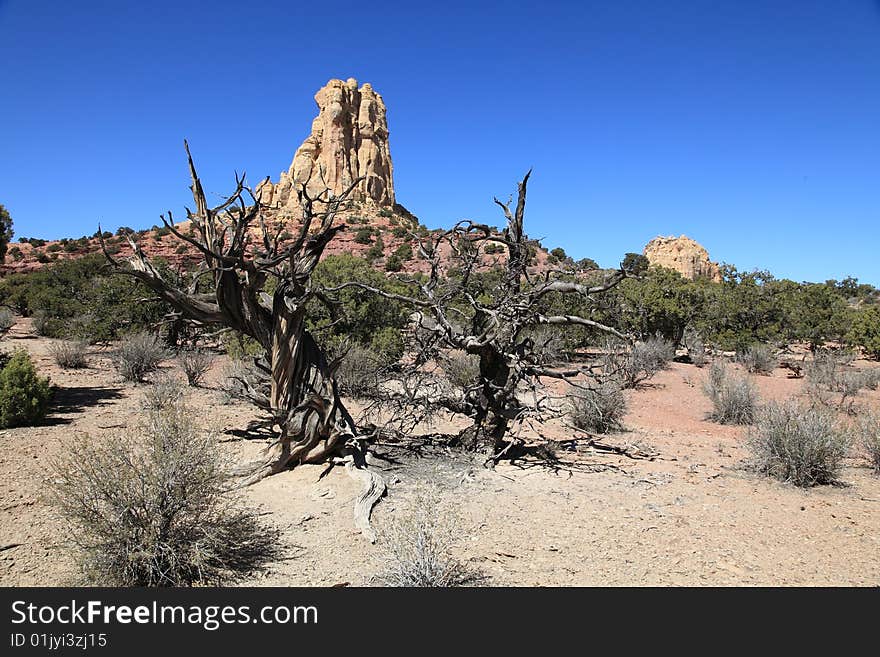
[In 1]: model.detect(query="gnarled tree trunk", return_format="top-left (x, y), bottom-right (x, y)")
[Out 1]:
top-left (102, 142), bottom-right (385, 540)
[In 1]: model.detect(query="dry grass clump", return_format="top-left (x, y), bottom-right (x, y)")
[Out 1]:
top-left (49, 339), bottom-right (89, 369)
top-left (375, 485), bottom-right (485, 587)
top-left (334, 343), bottom-right (382, 398)
top-left (441, 351), bottom-right (480, 393)
top-left (747, 400), bottom-right (850, 487)
top-left (703, 361), bottom-right (759, 425)
top-left (49, 396), bottom-right (280, 586)
top-left (569, 382), bottom-right (627, 434)
top-left (856, 411), bottom-right (880, 475)
top-left (177, 348), bottom-right (213, 387)
top-left (806, 350), bottom-right (876, 412)
top-left (142, 376), bottom-right (185, 411)
top-left (0, 308), bottom-right (13, 334)
top-left (736, 343), bottom-right (775, 375)
top-left (603, 335), bottom-right (675, 389)
top-left (112, 332), bottom-right (166, 382)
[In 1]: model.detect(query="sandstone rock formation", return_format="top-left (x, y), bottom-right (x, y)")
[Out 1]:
top-left (643, 235), bottom-right (721, 282)
top-left (257, 78), bottom-right (395, 208)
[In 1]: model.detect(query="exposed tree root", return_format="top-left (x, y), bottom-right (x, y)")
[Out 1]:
top-left (340, 450), bottom-right (387, 543)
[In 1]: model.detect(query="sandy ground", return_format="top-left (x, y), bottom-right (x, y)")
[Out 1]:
top-left (2, 317), bottom-right (879, 587)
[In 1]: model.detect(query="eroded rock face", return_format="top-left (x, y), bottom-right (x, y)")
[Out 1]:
top-left (258, 78), bottom-right (395, 208)
top-left (643, 235), bottom-right (721, 281)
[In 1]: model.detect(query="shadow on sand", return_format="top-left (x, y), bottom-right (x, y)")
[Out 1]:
top-left (43, 385), bottom-right (126, 425)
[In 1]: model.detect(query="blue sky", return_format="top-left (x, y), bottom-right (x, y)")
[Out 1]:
top-left (1, 0), bottom-right (878, 285)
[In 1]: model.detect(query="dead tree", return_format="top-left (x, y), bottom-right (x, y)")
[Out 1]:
top-left (328, 171), bottom-right (635, 462)
top-left (101, 142), bottom-right (384, 540)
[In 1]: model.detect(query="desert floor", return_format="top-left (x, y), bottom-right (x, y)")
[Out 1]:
top-left (2, 317), bottom-right (879, 586)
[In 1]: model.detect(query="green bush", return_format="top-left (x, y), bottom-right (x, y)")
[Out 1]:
top-left (0, 350), bottom-right (52, 428)
top-left (394, 243), bottom-right (413, 261)
top-left (354, 228), bottom-right (373, 244)
top-left (221, 330), bottom-right (264, 360)
top-left (848, 306), bottom-right (880, 359)
top-left (385, 254), bottom-right (402, 272)
top-left (0, 254), bottom-right (169, 342)
top-left (308, 254), bottom-right (410, 359)
top-left (366, 236), bottom-right (385, 262)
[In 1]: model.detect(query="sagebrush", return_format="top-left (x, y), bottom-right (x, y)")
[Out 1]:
top-left (375, 486), bottom-right (484, 587)
top-left (49, 340), bottom-right (89, 369)
top-left (857, 411), bottom-right (880, 475)
top-left (178, 349), bottom-right (212, 387)
top-left (112, 332), bottom-right (166, 382)
top-left (747, 401), bottom-right (850, 487)
top-left (603, 335), bottom-right (675, 389)
top-left (703, 361), bottom-right (758, 425)
top-left (49, 400), bottom-right (281, 586)
top-left (736, 343), bottom-right (775, 375)
top-left (569, 383), bottom-right (627, 434)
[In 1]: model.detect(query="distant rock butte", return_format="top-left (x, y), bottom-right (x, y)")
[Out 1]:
top-left (257, 78), bottom-right (395, 209)
top-left (643, 235), bottom-right (721, 282)
top-left (3, 78), bottom-right (561, 277)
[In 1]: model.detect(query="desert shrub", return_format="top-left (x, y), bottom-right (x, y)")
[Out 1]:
top-left (747, 401), bottom-right (850, 486)
top-left (366, 236), bottom-right (385, 262)
top-left (31, 310), bottom-right (54, 336)
top-left (603, 335), bottom-right (675, 389)
top-left (0, 255), bottom-right (169, 341)
top-left (0, 350), bottom-right (52, 428)
top-left (736, 343), bottom-right (775, 375)
top-left (857, 411), bottom-right (880, 474)
top-left (393, 243), bottom-right (413, 261)
top-left (49, 340), bottom-right (89, 369)
top-left (847, 306), bottom-right (880, 359)
top-left (354, 228), bottom-right (373, 244)
top-left (0, 308), bottom-right (13, 333)
top-left (308, 254), bottom-right (411, 359)
top-left (374, 486), bottom-right (483, 587)
top-left (384, 253), bottom-right (402, 272)
top-left (862, 368), bottom-right (880, 391)
top-left (523, 325), bottom-right (567, 365)
top-left (703, 361), bottom-right (758, 425)
top-left (807, 349), bottom-right (856, 384)
top-left (369, 326), bottom-right (405, 362)
top-left (806, 349), bottom-right (870, 411)
top-left (441, 351), bottom-right (480, 393)
top-left (569, 383), bottom-right (627, 434)
top-left (178, 349), bottom-right (213, 387)
top-left (49, 400), bottom-right (281, 586)
top-left (219, 360), bottom-right (263, 404)
top-left (334, 344), bottom-right (381, 398)
top-left (113, 332), bottom-right (166, 382)
top-left (142, 376), bottom-right (185, 411)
